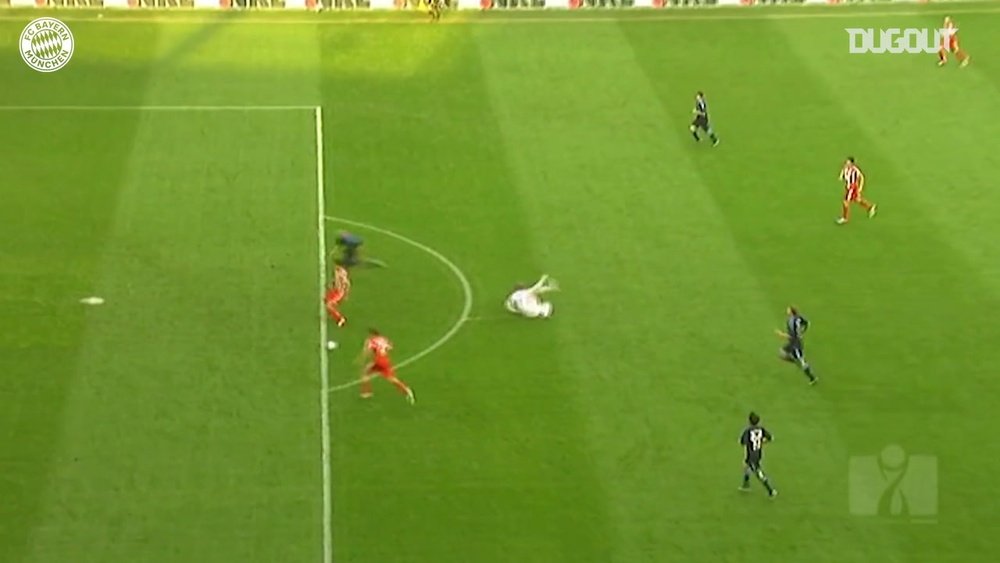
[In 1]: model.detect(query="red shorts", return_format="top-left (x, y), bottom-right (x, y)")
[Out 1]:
top-left (366, 361), bottom-right (395, 378)
top-left (325, 289), bottom-right (344, 307)
top-left (844, 184), bottom-right (861, 202)
top-left (943, 37), bottom-right (959, 52)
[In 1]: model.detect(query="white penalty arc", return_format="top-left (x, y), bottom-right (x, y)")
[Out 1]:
top-left (325, 216), bottom-right (474, 392)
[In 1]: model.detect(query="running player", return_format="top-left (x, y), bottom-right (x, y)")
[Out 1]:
top-left (325, 265), bottom-right (350, 328)
top-left (690, 91), bottom-right (719, 147)
top-left (358, 329), bottom-right (415, 404)
top-left (837, 156), bottom-right (876, 225)
top-left (333, 231), bottom-right (387, 269)
top-left (938, 16), bottom-right (970, 68)
top-left (504, 274), bottom-right (558, 319)
top-left (739, 412), bottom-right (777, 497)
top-left (775, 306), bottom-right (817, 385)
top-left (334, 231), bottom-right (364, 268)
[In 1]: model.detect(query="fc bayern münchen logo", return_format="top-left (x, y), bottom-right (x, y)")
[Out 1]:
top-left (20, 18), bottom-right (75, 73)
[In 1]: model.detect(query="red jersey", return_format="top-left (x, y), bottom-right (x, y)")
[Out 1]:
top-left (366, 335), bottom-right (393, 366)
top-left (840, 163), bottom-right (863, 188)
top-left (941, 19), bottom-right (959, 50)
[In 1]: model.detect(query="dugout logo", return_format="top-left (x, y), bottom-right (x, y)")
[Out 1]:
top-left (845, 28), bottom-right (949, 55)
top-left (20, 18), bottom-right (75, 73)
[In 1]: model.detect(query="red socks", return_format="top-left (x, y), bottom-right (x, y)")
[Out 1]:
top-left (327, 306), bottom-right (344, 325)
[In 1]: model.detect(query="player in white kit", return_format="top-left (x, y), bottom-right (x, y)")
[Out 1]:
top-left (505, 274), bottom-right (558, 319)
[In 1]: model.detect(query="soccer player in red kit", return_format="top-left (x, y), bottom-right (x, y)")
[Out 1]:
top-left (836, 157), bottom-right (877, 225)
top-left (358, 329), bottom-right (415, 404)
top-left (938, 16), bottom-right (970, 68)
top-left (325, 265), bottom-right (350, 327)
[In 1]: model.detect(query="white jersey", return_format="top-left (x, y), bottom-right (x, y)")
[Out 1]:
top-left (505, 289), bottom-right (553, 319)
top-left (507, 289), bottom-right (537, 310)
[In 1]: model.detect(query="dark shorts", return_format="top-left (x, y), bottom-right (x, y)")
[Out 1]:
top-left (745, 452), bottom-right (762, 471)
top-left (782, 341), bottom-right (804, 360)
top-left (691, 115), bottom-right (710, 130)
top-left (336, 244), bottom-right (359, 267)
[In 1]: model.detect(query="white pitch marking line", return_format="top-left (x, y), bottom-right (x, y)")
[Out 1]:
top-left (324, 216), bottom-right (474, 393)
top-left (0, 5), bottom-right (996, 25)
top-left (314, 106), bottom-right (333, 563)
top-left (0, 105), bottom-right (316, 111)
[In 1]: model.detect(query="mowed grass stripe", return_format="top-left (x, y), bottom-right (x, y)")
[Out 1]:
top-left (318, 23), bottom-right (615, 563)
top-left (138, 23), bottom-right (323, 107)
top-left (0, 24), bottom-right (163, 108)
top-left (777, 13), bottom-right (1000, 297)
top-left (0, 112), bottom-right (150, 563)
top-left (23, 111), bottom-right (320, 563)
top-left (620, 18), bottom-right (902, 562)
top-left (130, 26), bottom-right (329, 559)
top-left (0, 23), bottom-right (166, 563)
top-left (475, 22), bottom-right (815, 561)
top-left (629, 15), bottom-right (1000, 560)
top-left (768, 15), bottom-right (1000, 557)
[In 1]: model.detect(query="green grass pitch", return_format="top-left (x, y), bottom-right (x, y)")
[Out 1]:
top-left (2, 3), bottom-right (1000, 562)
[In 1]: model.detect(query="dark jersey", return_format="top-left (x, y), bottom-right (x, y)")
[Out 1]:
top-left (786, 313), bottom-right (809, 344)
top-left (740, 425), bottom-right (773, 468)
top-left (335, 232), bottom-right (363, 267)
top-left (692, 97), bottom-right (710, 129)
top-left (336, 232), bottom-right (363, 250)
top-left (694, 97), bottom-right (708, 119)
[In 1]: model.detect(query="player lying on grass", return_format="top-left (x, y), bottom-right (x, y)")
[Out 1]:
top-left (504, 275), bottom-right (558, 319)
top-left (332, 230), bottom-right (387, 269)
top-left (357, 328), bottom-right (415, 404)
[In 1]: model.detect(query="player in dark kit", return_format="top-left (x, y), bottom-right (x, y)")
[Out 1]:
top-left (334, 231), bottom-right (363, 267)
top-left (739, 412), bottom-right (777, 497)
top-left (690, 91), bottom-right (719, 146)
top-left (775, 306), bottom-right (817, 385)
top-left (333, 230), bottom-right (386, 269)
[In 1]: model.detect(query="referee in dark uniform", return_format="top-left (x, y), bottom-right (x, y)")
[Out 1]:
top-left (690, 91), bottom-right (720, 146)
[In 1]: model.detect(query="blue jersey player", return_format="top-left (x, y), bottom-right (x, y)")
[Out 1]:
top-left (739, 412), bottom-right (777, 497)
top-left (333, 230), bottom-right (386, 269)
top-left (335, 231), bottom-right (363, 267)
top-left (775, 306), bottom-right (817, 384)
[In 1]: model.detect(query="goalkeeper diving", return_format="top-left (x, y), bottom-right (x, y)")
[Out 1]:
top-left (504, 275), bottom-right (558, 319)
